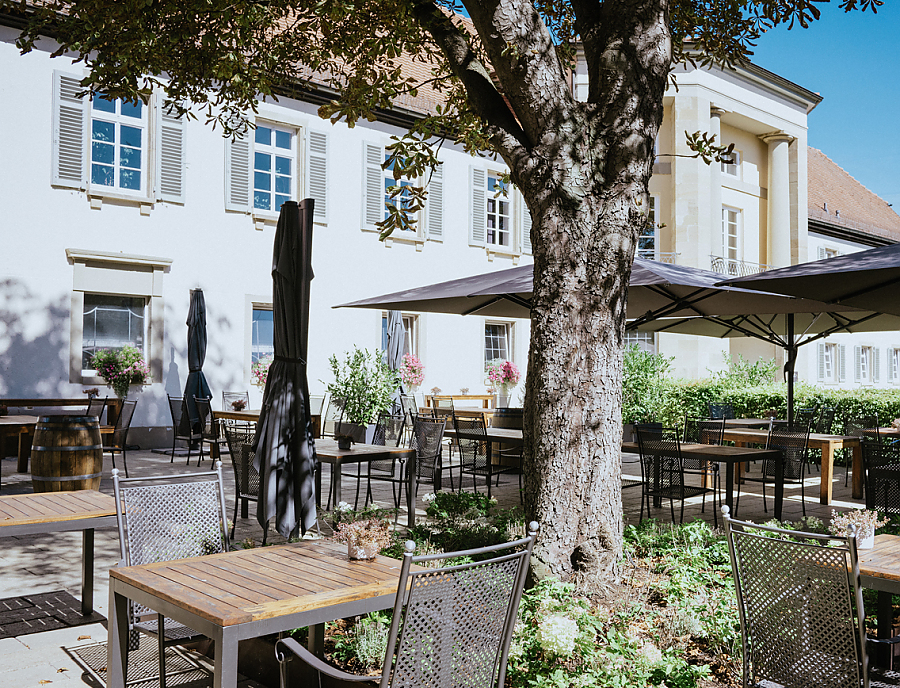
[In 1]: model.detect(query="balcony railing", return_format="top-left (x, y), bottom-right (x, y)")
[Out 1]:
top-left (709, 255), bottom-right (772, 277)
top-left (638, 251), bottom-right (679, 264)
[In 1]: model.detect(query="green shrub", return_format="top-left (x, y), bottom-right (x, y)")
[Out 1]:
top-left (622, 345), bottom-right (674, 424)
top-left (326, 347), bottom-right (401, 425)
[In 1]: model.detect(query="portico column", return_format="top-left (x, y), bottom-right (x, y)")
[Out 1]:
top-left (760, 132), bottom-right (794, 269)
top-left (709, 107), bottom-right (725, 266)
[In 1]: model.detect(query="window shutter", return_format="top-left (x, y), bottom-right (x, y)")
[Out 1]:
top-left (307, 129), bottom-right (328, 223)
top-left (875, 348), bottom-right (882, 382)
top-left (51, 71), bottom-right (87, 189)
top-left (362, 142), bottom-right (384, 232)
top-left (155, 100), bottom-right (186, 203)
top-left (469, 166), bottom-right (486, 246)
top-left (426, 162), bottom-right (443, 241)
top-left (817, 246), bottom-right (827, 261)
top-left (854, 346), bottom-right (862, 382)
top-left (224, 131), bottom-right (251, 212)
top-left (817, 343), bottom-right (825, 382)
top-left (839, 345), bottom-right (847, 382)
top-left (521, 195), bottom-right (533, 254)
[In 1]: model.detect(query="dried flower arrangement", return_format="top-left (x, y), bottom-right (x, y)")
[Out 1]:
top-left (230, 398), bottom-right (247, 411)
top-left (332, 503), bottom-right (394, 560)
top-left (830, 508), bottom-right (888, 547)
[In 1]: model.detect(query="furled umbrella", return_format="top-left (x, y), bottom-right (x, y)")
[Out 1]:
top-left (182, 288), bottom-right (213, 435)
top-left (252, 199), bottom-right (318, 538)
top-left (385, 310), bottom-right (406, 412)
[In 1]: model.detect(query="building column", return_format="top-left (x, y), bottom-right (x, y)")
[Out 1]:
top-left (709, 107), bottom-right (725, 264)
top-left (760, 131), bottom-right (794, 269)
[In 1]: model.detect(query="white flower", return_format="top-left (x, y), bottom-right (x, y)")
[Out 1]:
top-left (536, 613), bottom-right (578, 657)
top-left (336, 501), bottom-right (353, 513)
top-left (422, 493), bottom-right (437, 504)
top-left (640, 642), bottom-right (663, 665)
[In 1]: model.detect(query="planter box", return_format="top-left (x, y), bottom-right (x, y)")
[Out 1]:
top-left (340, 423), bottom-right (376, 445)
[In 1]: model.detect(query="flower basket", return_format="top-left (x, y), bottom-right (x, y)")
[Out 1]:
top-left (332, 505), bottom-right (393, 562)
top-left (90, 345), bottom-right (151, 400)
top-left (829, 508), bottom-right (887, 549)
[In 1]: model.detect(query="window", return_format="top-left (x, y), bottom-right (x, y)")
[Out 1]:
top-left (253, 124), bottom-right (295, 213)
top-left (383, 154), bottom-right (416, 229)
top-left (822, 343), bottom-right (836, 383)
top-left (90, 96), bottom-right (147, 194)
top-left (638, 197), bottom-right (658, 259)
top-left (855, 345), bottom-right (880, 384)
top-left (485, 322), bottom-right (511, 364)
top-left (721, 149), bottom-right (741, 178)
top-left (251, 307), bottom-right (274, 363)
top-left (82, 295), bottom-right (146, 373)
top-left (486, 174), bottom-right (511, 248)
top-left (624, 331), bottom-right (656, 353)
top-left (818, 246), bottom-right (842, 260)
top-left (892, 349), bottom-right (900, 384)
top-left (381, 314), bottom-right (418, 356)
top-left (722, 206), bottom-right (742, 261)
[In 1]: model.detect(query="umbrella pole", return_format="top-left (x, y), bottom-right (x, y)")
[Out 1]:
top-left (785, 313), bottom-right (796, 426)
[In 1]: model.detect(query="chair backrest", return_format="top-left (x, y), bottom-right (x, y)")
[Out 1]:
top-left (168, 394), bottom-right (196, 438)
top-left (222, 424), bottom-right (261, 499)
top-left (723, 509), bottom-right (867, 688)
top-left (795, 406), bottom-right (818, 432)
top-left (373, 413), bottom-right (405, 448)
top-left (862, 439), bottom-right (900, 515)
top-left (845, 414), bottom-right (878, 439)
top-left (85, 395), bottom-right (107, 422)
top-left (635, 425), bottom-right (685, 490)
top-left (308, 394), bottom-right (327, 416)
top-left (410, 416), bottom-right (445, 463)
top-left (194, 396), bottom-right (217, 440)
top-left (682, 416), bottom-right (724, 445)
top-left (376, 524), bottom-right (539, 688)
top-left (431, 396), bottom-right (455, 421)
top-left (453, 415), bottom-right (489, 471)
top-left (110, 399), bottom-right (138, 448)
top-left (323, 397), bottom-right (346, 437)
top-left (816, 407), bottom-right (836, 435)
top-left (222, 390), bottom-right (250, 412)
top-left (765, 423), bottom-right (810, 480)
top-left (708, 402), bottom-right (735, 420)
top-left (112, 463), bottom-right (230, 616)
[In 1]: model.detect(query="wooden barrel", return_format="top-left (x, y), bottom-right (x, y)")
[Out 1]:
top-left (490, 407), bottom-right (523, 467)
top-left (30, 416), bottom-right (103, 492)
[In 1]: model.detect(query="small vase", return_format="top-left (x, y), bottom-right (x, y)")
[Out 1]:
top-left (858, 531), bottom-right (876, 549)
top-left (347, 538), bottom-right (379, 561)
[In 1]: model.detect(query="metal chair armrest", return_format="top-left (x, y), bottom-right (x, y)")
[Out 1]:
top-left (275, 638), bottom-right (380, 683)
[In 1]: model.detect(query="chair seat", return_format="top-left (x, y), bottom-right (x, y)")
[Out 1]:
top-left (870, 666), bottom-right (900, 687)
top-left (647, 484), bottom-right (710, 501)
top-left (135, 617), bottom-right (199, 641)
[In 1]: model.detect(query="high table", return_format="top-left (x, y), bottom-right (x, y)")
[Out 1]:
top-left (622, 441), bottom-right (784, 519)
top-left (0, 491), bottom-right (117, 615)
top-left (107, 539), bottom-right (416, 688)
top-left (720, 428), bottom-right (861, 503)
top-left (858, 534), bottom-right (900, 667)
top-left (314, 439), bottom-right (417, 527)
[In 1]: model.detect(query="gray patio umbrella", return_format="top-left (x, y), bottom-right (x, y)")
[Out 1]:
top-left (719, 242), bottom-right (900, 316)
top-left (252, 199), bottom-right (318, 538)
top-left (385, 310), bottom-right (406, 411)
top-left (182, 288), bottom-right (212, 434)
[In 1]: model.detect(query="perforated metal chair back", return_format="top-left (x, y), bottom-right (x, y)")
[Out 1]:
top-left (817, 406), bottom-right (836, 435)
top-left (708, 402), bottom-right (735, 420)
top-left (112, 464), bottom-right (230, 620)
top-left (636, 425), bottom-right (686, 491)
top-left (681, 417), bottom-right (724, 471)
top-left (371, 414), bottom-right (406, 474)
top-left (323, 397), bottom-right (346, 437)
top-left (796, 406), bottom-right (818, 432)
top-left (110, 399), bottom-right (137, 449)
top-left (381, 527), bottom-right (537, 688)
top-left (846, 414), bottom-right (879, 439)
top-left (765, 422), bottom-right (810, 481)
top-left (84, 395), bottom-right (107, 422)
top-left (168, 395), bottom-right (197, 440)
top-left (222, 391), bottom-right (250, 412)
top-left (222, 424), bottom-right (262, 501)
top-left (410, 416), bottom-right (445, 481)
top-left (454, 415), bottom-right (489, 474)
top-left (193, 396), bottom-right (217, 441)
top-left (431, 396), bottom-right (455, 421)
top-left (723, 509), bottom-right (867, 688)
top-left (863, 439), bottom-right (900, 516)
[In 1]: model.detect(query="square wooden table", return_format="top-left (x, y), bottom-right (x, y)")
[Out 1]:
top-left (0, 490), bottom-right (117, 615)
top-left (720, 428), bottom-right (861, 504)
top-left (858, 534), bottom-right (900, 666)
top-left (107, 539), bottom-right (411, 688)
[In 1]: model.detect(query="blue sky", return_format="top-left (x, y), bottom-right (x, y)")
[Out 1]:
top-left (750, 1), bottom-right (900, 210)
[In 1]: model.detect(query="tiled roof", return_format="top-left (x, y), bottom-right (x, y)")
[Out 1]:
top-left (808, 146), bottom-right (900, 241)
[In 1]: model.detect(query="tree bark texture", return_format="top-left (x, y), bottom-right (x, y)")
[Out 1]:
top-left (437, 0), bottom-right (672, 583)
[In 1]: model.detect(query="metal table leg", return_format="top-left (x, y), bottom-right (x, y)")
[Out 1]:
top-left (81, 528), bottom-right (94, 615)
top-left (106, 585), bottom-right (130, 688)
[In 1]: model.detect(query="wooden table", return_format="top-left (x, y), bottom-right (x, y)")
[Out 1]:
top-left (723, 418), bottom-right (776, 429)
top-left (858, 534), bottom-right (900, 666)
top-left (720, 428), bottom-right (861, 504)
top-left (445, 426), bottom-right (524, 447)
top-left (426, 394), bottom-right (494, 409)
top-left (622, 441), bottom-right (784, 519)
top-left (314, 439), bottom-right (417, 527)
top-left (0, 491), bottom-right (117, 615)
top-left (107, 539), bottom-right (412, 688)
top-left (0, 415), bottom-right (39, 470)
top-left (211, 409), bottom-right (321, 459)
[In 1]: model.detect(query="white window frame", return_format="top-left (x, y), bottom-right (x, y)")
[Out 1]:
top-left (823, 343), bottom-right (837, 384)
top-left (486, 172), bottom-right (513, 250)
top-left (89, 96), bottom-right (149, 198)
top-left (381, 313), bottom-right (419, 358)
top-left (722, 206), bottom-right (742, 261)
top-left (81, 294), bottom-right (149, 376)
top-left (251, 305), bottom-right (275, 364)
top-left (484, 321), bottom-right (513, 366)
top-left (721, 149), bottom-right (741, 179)
top-left (892, 348), bottom-right (900, 384)
top-left (252, 122), bottom-right (297, 217)
top-left (624, 331), bottom-right (656, 353)
top-left (383, 152), bottom-right (425, 240)
top-left (638, 196), bottom-right (659, 259)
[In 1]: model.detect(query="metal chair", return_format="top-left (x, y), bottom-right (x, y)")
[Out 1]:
top-left (409, 415), bottom-right (447, 499)
top-left (222, 390), bottom-right (250, 412)
top-left (863, 439), bottom-right (900, 517)
top-left (322, 396), bottom-right (346, 437)
top-left (167, 395), bottom-right (203, 465)
top-left (845, 414), bottom-right (879, 488)
top-left (723, 506), bottom-right (900, 688)
top-left (708, 402), bottom-right (735, 420)
top-left (431, 395), bottom-right (455, 418)
top-left (275, 523), bottom-right (539, 688)
top-left (84, 394), bottom-right (107, 423)
top-left (104, 399), bottom-right (137, 478)
top-left (221, 423), bottom-right (269, 544)
top-left (360, 413), bottom-right (407, 512)
top-left (682, 416), bottom-right (725, 516)
top-left (757, 422), bottom-right (811, 516)
top-left (636, 425), bottom-right (717, 526)
top-left (111, 463), bottom-right (230, 687)
top-left (193, 396), bottom-right (219, 466)
top-left (817, 406), bottom-right (836, 435)
top-left (455, 415), bottom-right (518, 501)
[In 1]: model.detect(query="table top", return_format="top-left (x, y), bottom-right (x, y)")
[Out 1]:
top-left (858, 534), bottom-right (900, 590)
top-left (446, 427), bottom-right (524, 446)
top-left (721, 427), bottom-right (858, 447)
top-left (866, 427), bottom-right (900, 437)
top-left (110, 539), bottom-right (410, 627)
top-left (314, 439), bottom-right (415, 465)
top-left (723, 418), bottom-right (776, 428)
top-left (622, 441), bottom-right (780, 462)
top-left (214, 409), bottom-right (261, 421)
top-left (0, 491), bottom-right (116, 528)
top-left (0, 415), bottom-right (40, 427)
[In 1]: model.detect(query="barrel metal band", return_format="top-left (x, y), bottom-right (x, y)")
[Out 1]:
top-left (32, 473), bottom-right (102, 481)
top-left (32, 444), bottom-right (103, 452)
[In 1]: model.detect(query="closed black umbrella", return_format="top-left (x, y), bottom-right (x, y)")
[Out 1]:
top-left (385, 310), bottom-right (406, 412)
top-left (252, 199), bottom-right (318, 537)
top-left (182, 288), bottom-right (212, 433)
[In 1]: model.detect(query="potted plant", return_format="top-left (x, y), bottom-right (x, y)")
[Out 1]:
top-left (332, 502), bottom-right (394, 560)
top-left (334, 433), bottom-right (354, 451)
top-left (830, 509), bottom-right (888, 549)
top-left (484, 359), bottom-right (520, 408)
top-left (326, 347), bottom-right (400, 443)
top-left (90, 345), bottom-right (151, 400)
